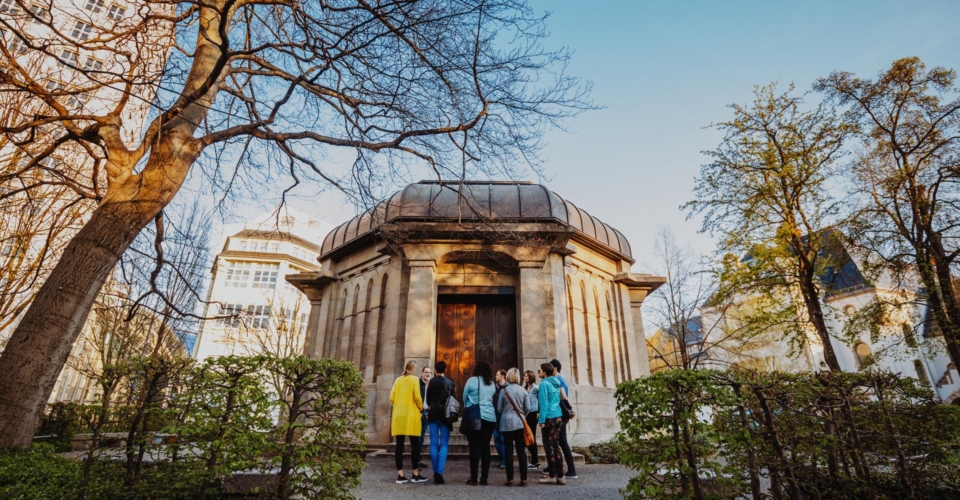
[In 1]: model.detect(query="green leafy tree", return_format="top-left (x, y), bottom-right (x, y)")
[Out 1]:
top-left (265, 356), bottom-right (365, 499)
top-left (687, 84), bottom-right (853, 371)
top-left (816, 57), bottom-right (960, 368)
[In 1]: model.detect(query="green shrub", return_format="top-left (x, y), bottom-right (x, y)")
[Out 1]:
top-left (616, 368), bottom-right (960, 500)
top-left (0, 443), bottom-right (81, 499)
top-left (6, 354), bottom-right (367, 499)
top-left (572, 438), bottom-right (622, 464)
top-left (36, 402), bottom-right (85, 452)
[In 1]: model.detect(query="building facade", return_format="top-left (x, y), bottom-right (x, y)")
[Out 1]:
top-left (193, 211), bottom-right (333, 360)
top-left (699, 244), bottom-right (960, 404)
top-left (287, 181), bottom-right (664, 445)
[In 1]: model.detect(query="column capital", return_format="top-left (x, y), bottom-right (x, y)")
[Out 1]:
top-left (614, 273), bottom-right (666, 306)
top-left (407, 259), bottom-right (436, 269)
top-left (286, 270), bottom-right (338, 302)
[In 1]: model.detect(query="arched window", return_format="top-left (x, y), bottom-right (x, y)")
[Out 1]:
top-left (373, 274), bottom-right (389, 382)
top-left (615, 284), bottom-right (632, 379)
top-left (333, 287), bottom-right (348, 359)
top-left (580, 280), bottom-right (594, 385)
top-left (346, 284), bottom-right (360, 363)
top-left (565, 275), bottom-right (579, 384)
top-left (855, 343), bottom-right (873, 369)
top-left (593, 287), bottom-right (607, 387)
top-left (605, 292), bottom-right (620, 385)
top-left (360, 278), bottom-right (375, 374)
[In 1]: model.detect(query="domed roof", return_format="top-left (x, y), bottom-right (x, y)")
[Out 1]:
top-left (320, 180), bottom-right (632, 261)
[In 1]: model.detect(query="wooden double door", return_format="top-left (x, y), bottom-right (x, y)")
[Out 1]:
top-left (436, 296), bottom-right (517, 401)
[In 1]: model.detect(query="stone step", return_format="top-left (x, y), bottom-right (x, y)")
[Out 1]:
top-left (367, 450), bottom-right (584, 465)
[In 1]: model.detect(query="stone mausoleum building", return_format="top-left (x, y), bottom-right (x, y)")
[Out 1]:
top-left (288, 181), bottom-right (664, 445)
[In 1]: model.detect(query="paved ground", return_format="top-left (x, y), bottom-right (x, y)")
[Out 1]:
top-left (356, 458), bottom-right (632, 499)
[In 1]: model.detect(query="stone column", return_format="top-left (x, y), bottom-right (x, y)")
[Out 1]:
top-left (285, 271), bottom-right (338, 358)
top-left (402, 259), bottom-right (438, 370)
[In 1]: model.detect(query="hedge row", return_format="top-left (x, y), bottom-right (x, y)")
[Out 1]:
top-left (616, 369), bottom-right (960, 500)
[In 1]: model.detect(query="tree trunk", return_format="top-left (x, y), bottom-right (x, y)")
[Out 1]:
top-left (0, 134), bottom-right (198, 448)
top-left (797, 258), bottom-right (841, 371)
top-left (930, 243), bottom-right (960, 368)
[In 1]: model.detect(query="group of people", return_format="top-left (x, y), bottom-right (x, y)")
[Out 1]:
top-left (389, 358), bottom-right (579, 487)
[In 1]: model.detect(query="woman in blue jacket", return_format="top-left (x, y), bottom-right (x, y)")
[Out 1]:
top-left (537, 362), bottom-right (566, 485)
top-left (462, 361), bottom-right (496, 485)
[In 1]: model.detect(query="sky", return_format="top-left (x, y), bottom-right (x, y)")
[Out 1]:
top-left (222, 0), bottom-right (960, 270)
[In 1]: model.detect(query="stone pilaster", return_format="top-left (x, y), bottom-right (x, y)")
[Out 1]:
top-left (614, 273), bottom-right (666, 379)
top-left (402, 259), bottom-right (438, 370)
top-left (518, 259), bottom-right (549, 373)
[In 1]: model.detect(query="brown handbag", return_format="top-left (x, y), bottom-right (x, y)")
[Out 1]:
top-left (503, 386), bottom-right (536, 447)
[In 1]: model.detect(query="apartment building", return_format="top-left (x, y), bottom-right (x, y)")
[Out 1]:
top-left (193, 210), bottom-right (334, 360)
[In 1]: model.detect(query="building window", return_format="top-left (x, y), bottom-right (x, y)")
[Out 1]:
top-left (247, 305), bottom-right (270, 329)
top-left (236, 240), bottom-right (247, 250)
top-left (269, 242), bottom-right (279, 252)
top-left (855, 343), bottom-right (873, 369)
top-left (217, 303), bottom-right (243, 328)
top-left (83, 57), bottom-right (103, 71)
top-left (251, 262), bottom-right (278, 289)
top-left (224, 261), bottom-right (252, 287)
top-left (0, 0), bottom-right (20, 14)
top-left (913, 360), bottom-right (930, 387)
top-left (84, 0), bottom-right (105, 13)
top-left (58, 50), bottom-right (78, 68)
top-left (70, 22), bottom-right (94, 41)
top-left (28, 4), bottom-right (50, 24)
top-left (902, 323), bottom-right (918, 348)
top-left (107, 4), bottom-right (126, 21)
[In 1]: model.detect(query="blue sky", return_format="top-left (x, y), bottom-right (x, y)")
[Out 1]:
top-left (244, 0), bottom-right (960, 269)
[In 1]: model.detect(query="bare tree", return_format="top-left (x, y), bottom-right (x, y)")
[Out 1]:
top-left (0, 0), bottom-right (592, 445)
top-left (644, 226), bottom-right (760, 371)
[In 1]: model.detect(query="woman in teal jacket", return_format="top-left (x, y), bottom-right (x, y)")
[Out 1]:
top-left (537, 362), bottom-right (565, 485)
top-left (462, 361), bottom-right (496, 485)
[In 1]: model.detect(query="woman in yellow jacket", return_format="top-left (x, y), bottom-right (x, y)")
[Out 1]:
top-left (391, 360), bottom-right (428, 483)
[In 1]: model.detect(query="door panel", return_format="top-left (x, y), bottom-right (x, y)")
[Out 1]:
top-left (436, 298), bottom-right (516, 402)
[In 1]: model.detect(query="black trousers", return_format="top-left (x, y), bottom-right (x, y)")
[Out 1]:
top-left (467, 419), bottom-right (496, 482)
top-left (525, 411), bottom-right (540, 463)
top-left (503, 428), bottom-right (528, 481)
top-left (559, 417), bottom-right (577, 474)
top-left (394, 435), bottom-right (420, 471)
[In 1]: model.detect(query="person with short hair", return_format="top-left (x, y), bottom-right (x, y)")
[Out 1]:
top-left (496, 368), bottom-right (530, 486)
top-left (492, 368), bottom-right (508, 469)
top-left (523, 370), bottom-right (541, 469)
top-left (418, 365), bottom-right (433, 469)
top-left (545, 358), bottom-right (578, 479)
top-left (463, 361), bottom-right (496, 485)
top-left (426, 361), bottom-right (454, 484)
top-left (537, 362), bottom-right (565, 485)
top-left (390, 360), bottom-right (428, 483)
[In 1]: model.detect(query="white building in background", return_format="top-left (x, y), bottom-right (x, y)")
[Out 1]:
top-left (1, 0), bottom-right (171, 342)
top-left (193, 209), bottom-right (333, 360)
top-left (699, 241), bottom-right (960, 404)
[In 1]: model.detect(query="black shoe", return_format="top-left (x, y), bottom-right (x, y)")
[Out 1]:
top-left (565, 472), bottom-right (578, 479)
top-left (433, 473), bottom-right (444, 484)
top-left (465, 478), bottom-right (478, 486)
top-left (479, 479), bottom-right (488, 486)
top-left (396, 474), bottom-right (408, 484)
top-left (411, 473), bottom-right (428, 483)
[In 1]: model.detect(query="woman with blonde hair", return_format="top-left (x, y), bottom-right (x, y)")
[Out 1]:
top-left (496, 367), bottom-right (530, 486)
top-left (523, 369), bottom-right (541, 469)
top-left (390, 360), bottom-right (427, 483)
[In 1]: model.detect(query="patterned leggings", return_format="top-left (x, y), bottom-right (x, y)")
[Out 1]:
top-left (542, 417), bottom-right (564, 478)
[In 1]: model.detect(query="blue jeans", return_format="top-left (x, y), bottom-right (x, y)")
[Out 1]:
top-left (428, 421), bottom-right (450, 475)
top-left (493, 425), bottom-right (505, 465)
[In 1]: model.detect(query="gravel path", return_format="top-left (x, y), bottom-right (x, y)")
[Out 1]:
top-left (356, 458), bottom-right (632, 499)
